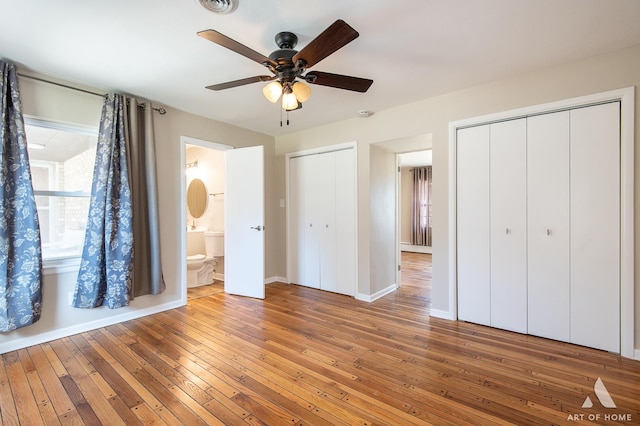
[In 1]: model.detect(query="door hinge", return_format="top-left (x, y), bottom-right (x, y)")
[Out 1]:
top-left (398, 265), bottom-right (401, 271)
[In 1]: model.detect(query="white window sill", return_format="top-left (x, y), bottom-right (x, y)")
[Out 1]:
top-left (42, 257), bottom-right (81, 276)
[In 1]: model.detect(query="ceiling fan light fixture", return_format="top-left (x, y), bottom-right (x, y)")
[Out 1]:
top-left (263, 81), bottom-right (282, 102)
top-left (196, 0), bottom-right (238, 14)
top-left (282, 85), bottom-right (299, 111)
top-left (292, 81), bottom-right (312, 103)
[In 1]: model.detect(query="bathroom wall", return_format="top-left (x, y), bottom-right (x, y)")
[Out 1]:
top-left (186, 145), bottom-right (225, 231)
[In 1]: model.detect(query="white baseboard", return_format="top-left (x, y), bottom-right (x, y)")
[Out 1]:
top-left (213, 273), bottom-right (224, 281)
top-left (356, 283), bottom-right (397, 303)
top-left (400, 243), bottom-right (432, 254)
top-left (634, 349), bottom-right (640, 361)
top-left (430, 308), bottom-right (455, 320)
top-left (265, 276), bottom-right (287, 285)
top-left (0, 300), bottom-right (185, 355)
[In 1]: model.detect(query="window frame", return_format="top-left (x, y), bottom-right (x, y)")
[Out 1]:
top-left (24, 116), bottom-right (98, 268)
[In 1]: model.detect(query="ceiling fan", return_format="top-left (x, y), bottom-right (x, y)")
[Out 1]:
top-left (197, 20), bottom-right (374, 113)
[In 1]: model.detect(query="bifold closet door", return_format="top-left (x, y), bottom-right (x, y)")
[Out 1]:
top-left (302, 154), bottom-right (325, 289)
top-left (527, 111), bottom-right (571, 342)
top-left (456, 125), bottom-right (491, 326)
top-left (289, 156), bottom-right (306, 286)
top-left (570, 102), bottom-right (620, 352)
top-left (489, 119), bottom-right (527, 333)
top-left (289, 149), bottom-right (356, 296)
top-left (318, 152), bottom-right (337, 293)
top-left (329, 149), bottom-right (356, 296)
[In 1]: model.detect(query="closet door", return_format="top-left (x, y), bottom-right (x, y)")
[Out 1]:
top-left (332, 149), bottom-right (356, 296)
top-left (489, 119), bottom-right (527, 333)
top-left (457, 125), bottom-right (491, 326)
top-left (303, 154), bottom-right (324, 289)
top-left (570, 102), bottom-right (620, 352)
top-left (318, 152), bottom-right (337, 292)
top-left (527, 111), bottom-right (570, 342)
top-left (289, 156), bottom-right (306, 285)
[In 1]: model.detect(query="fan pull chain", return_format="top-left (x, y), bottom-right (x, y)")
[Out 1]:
top-left (280, 108), bottom-right (291, 127)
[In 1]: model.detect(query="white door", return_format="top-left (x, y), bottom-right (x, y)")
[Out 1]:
top-left (570, 102), bottom-right (620, 352)
top-left (303, 154), bottom-right (324, 288)
top-left (527, 111), bottom-right (571, 342)
top-left (333, 149), bottom-right (356, 296)
top-left (289, 156), bottom-right (306, 285)
top-left (318, 152), bottom-right (337, 292)
top-left (456, 125), bottom-right (491, 326)
top-left (225, 145), bottom-right (265, 299)
top-left (489, 119), bottom-right (527, 333)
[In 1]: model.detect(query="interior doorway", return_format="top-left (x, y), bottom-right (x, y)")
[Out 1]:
top-left (371, 133), bottom-right (432, 293)
top-left (180, 136), bottom-right (232, 303)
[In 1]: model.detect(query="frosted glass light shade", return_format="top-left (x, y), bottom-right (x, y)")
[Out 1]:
top-left (292, 81), bottom-right (312, 103)
top-left (282, 91), bottom-right (299, 110)
top-left (263, 81), bottom-right (282, 103)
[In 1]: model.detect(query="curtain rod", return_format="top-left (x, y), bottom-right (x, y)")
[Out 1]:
top-left (17, 72), bottom-right (167, 115)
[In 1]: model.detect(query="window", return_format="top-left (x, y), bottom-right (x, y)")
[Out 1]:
top-left (25, 119), bottom-right (98, 261)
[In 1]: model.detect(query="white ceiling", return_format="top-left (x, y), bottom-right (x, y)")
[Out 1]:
top-left (2, 0), bottom-right (640, 137)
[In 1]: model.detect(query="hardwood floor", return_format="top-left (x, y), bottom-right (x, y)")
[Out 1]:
top-left (1, 252), bottom-right (639, 425)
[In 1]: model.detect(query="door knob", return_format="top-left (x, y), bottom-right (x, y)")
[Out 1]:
top-left (546, 228), bottom-right (551, 236)
top-left (250, 226), bottom-right (263, 231)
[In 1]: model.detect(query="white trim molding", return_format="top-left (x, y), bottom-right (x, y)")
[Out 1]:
top-left (0, 300), bottom-right (184, 355)
top-left (356, 283), bottom-right (397, 303)
top-left (447, 87), bottom-right (635, 359)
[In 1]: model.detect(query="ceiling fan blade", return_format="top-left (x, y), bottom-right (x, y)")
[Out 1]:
top-left (305, 71), bottom-right (373, 93)
top-left (198, 29), bottom-right (276, 67)
top-left (206, 75), bottom-right (275, 91)
top-left (292, 20), bottom-right (359, 68)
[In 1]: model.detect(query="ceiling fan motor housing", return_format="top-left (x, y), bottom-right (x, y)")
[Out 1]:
top-left (269, 32), bottom-right (303, 82)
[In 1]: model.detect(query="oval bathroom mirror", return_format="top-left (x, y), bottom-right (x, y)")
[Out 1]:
top-left (187, 178), bottom-right (208, 218)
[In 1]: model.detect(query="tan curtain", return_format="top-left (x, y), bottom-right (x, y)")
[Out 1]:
top-left (126, 97), bottom-right (166, 298)
top-left (411, 166), bottom-right (432, 246)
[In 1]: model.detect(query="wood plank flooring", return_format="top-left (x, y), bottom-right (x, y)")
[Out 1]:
top-left (2, 252), bottom-right (639, 425)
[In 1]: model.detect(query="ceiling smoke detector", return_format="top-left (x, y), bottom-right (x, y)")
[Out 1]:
top-left (196, 0), bottom-right (238, 14)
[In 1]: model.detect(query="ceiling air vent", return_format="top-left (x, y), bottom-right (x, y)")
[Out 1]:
top-left (196, 0), bottom-right (238, 14)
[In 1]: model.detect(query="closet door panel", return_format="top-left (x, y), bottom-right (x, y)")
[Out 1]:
top-left (333, 149), bottom-right (356, 296)
top-left (570, 103), bottom-right (620, 352)
top-left (303, 154), bottom-right (323, 288)
top-left (527, 111), bottom-right (571, 342)
top-left (457, 125), bottom-right (491, 326)
top-left (318, 152), bottom-right (337, 292)
top-left (489, 119), bottom-right (527, 333)
top-left (289, 156), bottom-right (306, 285)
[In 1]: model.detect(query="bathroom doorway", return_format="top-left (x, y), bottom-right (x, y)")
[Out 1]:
top-left (181, 136), bottom-right (232, 301)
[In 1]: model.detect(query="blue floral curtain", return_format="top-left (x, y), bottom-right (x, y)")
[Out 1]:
top-left (73, 93), bottom-right (133, 309)
top-left (0, 61), bottom-right (43, 332)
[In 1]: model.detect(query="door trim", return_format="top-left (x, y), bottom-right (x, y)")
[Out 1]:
top-left (445, 87), bottom-right (635, 359)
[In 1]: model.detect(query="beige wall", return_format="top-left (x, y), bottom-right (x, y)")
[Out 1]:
top-left (274, 44), bottom-right (640, 353)
top-left (0, 72), bottom-right (276, 353)
top-left (369, 145), bottom-right (396, 294)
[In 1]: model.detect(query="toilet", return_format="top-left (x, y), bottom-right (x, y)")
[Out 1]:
top-left (186, 229), bottom-right (224, 287)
